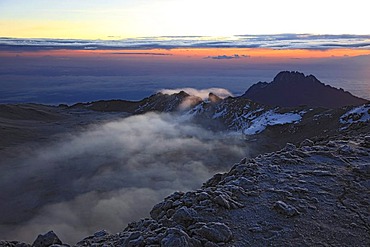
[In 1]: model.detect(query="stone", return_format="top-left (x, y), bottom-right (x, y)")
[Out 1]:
top-left (161, 228), bottom-right (192, 247)
top-left (273, 201), bottom-right (300, 217)
top-left (197, 192), bottom-right (210, 201)
top-left (93, 230), bottom-right (109, 238)
top-left (203, 173), bottom-right (223, 187)
top-left (204, 241), bottom-right (219, 247)
top-left (338, 145), bottom-right (355, 155)
top-left (194, 222), bottom-right (232, 243)
top-left (32, 231), bottom-right (62, 247)
top-left (0, 241), bottom-right (31, 247)
top-left (123, 232), bottom-right (144, 247)
top-left (171, 206), bottom-right (198, 226)
top-left (283, 143), bottom-right (296, 152)
top-left (300, 139), bottom-right (314, 147)
top-left (150, 201), bottom-right (166, 220)
top-left (239, 157), bottom-right (247, 164)
top-left (213, 195), bottom-right (230, 209)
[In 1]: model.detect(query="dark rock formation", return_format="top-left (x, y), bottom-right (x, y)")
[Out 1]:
top-left (208, 93), bottom-right (222, 104)
top-left (241, 71), bottom-right (368, 108)
top-left (1, 128), bottom-right (369, 246)
top-left (1, 74), bottom-right (369, 246)
top-left (32, 231), bottom-right (62, 247)
top-left (65, 133), bottom-right (368, 246)
top-left (70, 91), bottom-right (203, 113)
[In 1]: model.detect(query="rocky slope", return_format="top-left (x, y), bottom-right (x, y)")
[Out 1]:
top-left (70, 72), bottom-right (369, 114)
top-left (3, 130), bottom-right (369, 246)
top-left (241, 71), bottom-right (368, 108)
top-left (77, 132), bottom-right (370, 246)
top-left (1, 72), bottom-right (369, 246)
top-left (69, 91), bottom-right (202, 114)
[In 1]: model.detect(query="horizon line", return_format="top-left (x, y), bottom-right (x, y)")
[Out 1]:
top-left (1, 34), bottom-right (370, 51)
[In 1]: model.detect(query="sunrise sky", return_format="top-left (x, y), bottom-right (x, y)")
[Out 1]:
top-left (1, 0), bottom-right (369, 39)
top-left (1, 0), bottom-right (369, 104)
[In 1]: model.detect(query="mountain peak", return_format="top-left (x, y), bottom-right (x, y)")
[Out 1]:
top-left (273, 71), bottom-right (319, 84)
top-left (208, 92), bottom-right (222, 103)
top-left (242, 71), bottom-right (368, 108)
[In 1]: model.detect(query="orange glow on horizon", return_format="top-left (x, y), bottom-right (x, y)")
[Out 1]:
top-left (1, 48), bottom-right (370, 60)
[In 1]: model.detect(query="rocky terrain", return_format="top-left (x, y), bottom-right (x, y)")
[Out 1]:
top-left (1, 71), bottom-right (369, 246)
top-left (241, 71), bottom-right (368, 108)
top-left (3, 130), bottom-right (369, 246)
top-left (74, 131), bottom-right (370, 247)
top-left (67, 72), bottom-right (369, 156)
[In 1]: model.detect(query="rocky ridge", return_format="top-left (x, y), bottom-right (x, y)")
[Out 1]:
top-left (3, 132), bottom-right (369, 246)
top-left (74, 132), bottom-right (370, 246)
top-left (1, 72), bottom-right (369, 246)
top-left (241, 71), bottom-right (368, 108)
top-left (69, 91), bottom-right (202, 114)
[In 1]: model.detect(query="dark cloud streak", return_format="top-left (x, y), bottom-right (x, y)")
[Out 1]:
top-left (204, 54), bottom-right (250, 60)
top-left (1, 34), bottom-right (370, 52)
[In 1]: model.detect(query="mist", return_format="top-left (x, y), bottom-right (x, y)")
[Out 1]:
top-left (160, 88), bottom-right (233, 100)
top-left (0, 112), bottom-right (247, 244)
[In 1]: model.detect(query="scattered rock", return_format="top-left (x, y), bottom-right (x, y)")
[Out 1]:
top-left (123, 231), bottom-right (144, 247)
top-left (32, 231), bottom-right (62, 247)
top-left (361, 136), bottom-right (370, 147)
top-left (161, 228), bottom-right (195, 247)
top-left (203, 173), bottom-right (224, 188)
top-left (213, 195), bottom-right (231, 209)
top-left (171, 206), bottom-right (198, 226)
top-left (273, 201), bottom-right (300, 217)
top-left (239, 157), bottom-right (247, 164)
top-left (283, 143), bottom-right (296, 152)
top-left (300, 139), bottom-right (314, 147)
top-left (150, 201), bottom-right (166, 220)
top-left (93, 230), bottom-right (109, 238)
top-left (338, 145), bottom-right (355, 155)
top-left (193, 222), bottom-right (232, 243)
top-left (3, 134), bottom-right (370, 247)
top-left (0, 241), bottom-right (31, 247)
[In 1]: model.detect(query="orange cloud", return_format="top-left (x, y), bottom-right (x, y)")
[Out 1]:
top-left (1, 47), bottom-right (369, 61)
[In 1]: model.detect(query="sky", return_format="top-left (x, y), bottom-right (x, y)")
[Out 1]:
top-left (0, 1), bottom-right (369, 104)
top-left (0, 0), bottom-right (369, 39)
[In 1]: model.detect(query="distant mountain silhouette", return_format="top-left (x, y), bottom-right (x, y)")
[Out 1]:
top-left (70, 91), bottom-right (202, 113)
top-left (241, 71), bottom-right (368, 108)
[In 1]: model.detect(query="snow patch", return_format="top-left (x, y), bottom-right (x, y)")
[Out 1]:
top-left (213, 109), bottom-right (228, 119)
top-left (243, 110), bottom-right (303, 135)
top-left (340, 104), bottom-right (370, 124)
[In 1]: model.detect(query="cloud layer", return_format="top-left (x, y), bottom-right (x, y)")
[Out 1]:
top-left (1, 34), bottom-right (370, 51)
top-left (160, 88), bottom-right (233, 100)
top-left (0, 112), bottom-right (246, 244)
top-left (204, 54), bottom-right (250, 60)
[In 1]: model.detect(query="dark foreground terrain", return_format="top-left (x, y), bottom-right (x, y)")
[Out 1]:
top-left (2, 133), bottom-right (369, 246)
top-left (73, 133), bottom-right (370, 246)
top-left (1, 72), bottom-right (369, 246)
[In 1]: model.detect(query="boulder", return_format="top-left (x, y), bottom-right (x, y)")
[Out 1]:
top-left (32, 231), bottom-right (62, 247)
top-left (171, 206), bottom-right (198, 226)
top-left (193, 222), bottom-right (232, 243)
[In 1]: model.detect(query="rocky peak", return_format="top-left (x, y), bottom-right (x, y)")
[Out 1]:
top-left (242, 71), bottom-right (368, 108)
top-left (273, 71), bottom-right (319, 84)
top-left (208, 92), bottom-right (222, 103)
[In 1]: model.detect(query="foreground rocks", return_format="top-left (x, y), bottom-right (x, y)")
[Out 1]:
top-left (0, 231), bottom-right (66, 247)
top-left (1, 134), bottom-right (369, 246)
top-left (75, 134), bottom-right (370, 246)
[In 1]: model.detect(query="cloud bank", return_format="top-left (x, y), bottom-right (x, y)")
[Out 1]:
top-left (1, 34), bottom-right (370, 51)
top-left (204, 54), bottom-right (250, 60)
top-left (160, 88), bottom-right (233, 100)
top-left (0, 112), bottom-right (246, 244)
